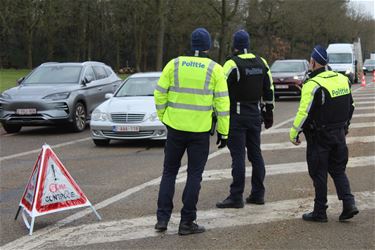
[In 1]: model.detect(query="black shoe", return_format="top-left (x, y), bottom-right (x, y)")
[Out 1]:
top-left (178, 221), bottom-right (205, 235)
top-left (155, 220), bottom-right (168, 232)
top-left (245, 195), bottom-right (265, 205)
top-left (339, 205), bottom-right (359, 221)
top-left (302, 212), bottom-right (328, 222)
top-left (216, 198), bottom-right (244, 209)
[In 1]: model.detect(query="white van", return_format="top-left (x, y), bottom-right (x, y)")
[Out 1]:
top-left (327, 43), bottom-right (358, 83)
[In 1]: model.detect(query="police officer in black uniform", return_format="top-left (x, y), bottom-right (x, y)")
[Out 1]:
top-left (290, 45), bottom-right (359, 222)
top-left (216, 30), bottom-right (274, 208)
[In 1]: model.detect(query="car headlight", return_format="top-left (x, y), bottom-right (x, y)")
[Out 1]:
top-left (92, 109), bottom-right (110, 121)
top-left (345, 69), bottom-right (352, 75)
top-left (363, 67), bottom-right (367, 70)
top-left (147, 112), bottom-right (159, 122)
top-left (0, 92), bottom-right (11, 99)
top-left (43, 92), bottom-right (70, 100)
top-left (293, 75), bottom-right (304, 80)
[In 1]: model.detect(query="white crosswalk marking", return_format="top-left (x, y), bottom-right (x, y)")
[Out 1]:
top-left (262, 122), bottom-right (375, 135)
top-left (355, 101), bottom-right (375, 105)
top-left (175, 156), bottom-right (375, 183)
top-left (7, 191), bottom-right (373, 249)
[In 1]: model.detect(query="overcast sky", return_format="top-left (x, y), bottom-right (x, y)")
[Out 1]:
top-left (349, 0), bottom-right (375, 19)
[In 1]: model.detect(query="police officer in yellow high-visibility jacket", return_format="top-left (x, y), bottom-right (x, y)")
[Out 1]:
top-left (154, 28), bottom-right (230, 235)
top-left (290, 45), bottom-right (358, 223)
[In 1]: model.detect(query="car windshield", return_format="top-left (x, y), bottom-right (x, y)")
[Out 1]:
top-left (270, 62), bottom-right (305, 73)
top-left (328, 53), bottom-right (352, 64)
top-left (23, 65), bottom-right (82, 84)
top-left (116, 77), bottom-right (159, 97)
top-left (364, 59), bottom-right (375, 66)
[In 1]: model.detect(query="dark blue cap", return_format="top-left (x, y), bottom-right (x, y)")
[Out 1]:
top-left (191, 28), bottom-right (211, 51)
top-left (311, 45), bottom-right (328, 65)
top-left (233, 30), bottom-right (250, 50)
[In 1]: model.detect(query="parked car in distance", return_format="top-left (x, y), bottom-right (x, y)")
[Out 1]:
top-left (0, 61), bottom-right (122, 133)
top-left (363, 59), bottom-right (375, 74)
top-left (270, 59), bottom-right (309, 98)
top-left (90, 72), bottom-right (167, 146)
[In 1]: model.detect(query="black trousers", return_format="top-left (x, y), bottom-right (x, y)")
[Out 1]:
top-left (156, 126), bottom-right (210, 222)
top-left (305, 127), bottom-right (355, 215)
top-left (227, 113), bottom-right (265, 201)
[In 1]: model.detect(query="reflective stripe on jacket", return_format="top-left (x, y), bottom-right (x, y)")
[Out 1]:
top-left (154, 56), bottom-right (230, 134)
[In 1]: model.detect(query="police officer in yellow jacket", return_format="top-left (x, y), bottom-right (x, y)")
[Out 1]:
top-left (216, 30), bottom-right (274, 209)
top-left (290, 45), bottom-right (358, 222)
top-left (154, 28), bottom-right (230, 235)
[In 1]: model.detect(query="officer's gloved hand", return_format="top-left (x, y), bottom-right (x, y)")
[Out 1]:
top-left (216, 132), bottom-right (228, 149)
top-left (263, 110), bottom-right (273, 129)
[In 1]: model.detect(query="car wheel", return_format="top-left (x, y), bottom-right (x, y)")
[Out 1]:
top-left (2, 123), bottom-right (22, 133)
top-left (93, 139), bottom-right (110, 146)
top-left (71, 102), bottom-right (87, 132)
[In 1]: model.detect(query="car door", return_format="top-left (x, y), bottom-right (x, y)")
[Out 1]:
top-left (81, 65), bottom-right (101, 114)
top-left (104, 66), bottom-right (121, 93)
top-left (91, 65), bottom-right (112, 109)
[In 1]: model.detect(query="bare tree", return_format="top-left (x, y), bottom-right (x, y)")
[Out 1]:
top-left (209, 0), bottom-right (240, 63)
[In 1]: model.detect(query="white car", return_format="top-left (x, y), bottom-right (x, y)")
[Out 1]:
top-left (90, 72), bottom-right (167, 146)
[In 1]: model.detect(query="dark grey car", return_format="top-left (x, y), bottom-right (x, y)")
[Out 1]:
top-left (0, 62), bottom-right (122, 133)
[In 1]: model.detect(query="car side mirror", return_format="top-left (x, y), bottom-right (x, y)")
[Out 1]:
top-left (82, 76), bottom-right (93, 86)
top-left (105, 93), bottom-right (113, 99)
top-left (354, 60), bottom-right (358, 66)
top-left (17, 77), bottom-right (25, 85)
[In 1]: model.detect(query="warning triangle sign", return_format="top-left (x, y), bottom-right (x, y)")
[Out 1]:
top-left (17, 144), bottom-right (101, 235)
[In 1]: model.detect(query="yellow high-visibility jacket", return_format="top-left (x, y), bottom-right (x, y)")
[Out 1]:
top-left (154, 56), bottom-right (230, 135)
top-left (290, 70), bottom-right (354, 141)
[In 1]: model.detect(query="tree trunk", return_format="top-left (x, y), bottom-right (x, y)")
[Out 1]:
top-left (27, 30), bottom-right (33, 69)
top-left (155, 0), bottom-right (165, 71)
top-left (116, 39), bottom-right (120, 72)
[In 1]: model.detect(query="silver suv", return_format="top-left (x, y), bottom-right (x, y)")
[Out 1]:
top-left (0, 61), bottom-right (122, 133)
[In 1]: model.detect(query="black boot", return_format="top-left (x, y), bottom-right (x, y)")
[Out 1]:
top-left (245, 195), bottom-right (265, 205)
top-left (178, 221), bottom-right (205, 235)
top-left (339, 205), bottom-right (359, 221)
top-left (216, 197), bottom-right (244, 209)
top-left (154, 220), bottom-right (168, 232)
top-left (302, 212), bottom-right (328, 222)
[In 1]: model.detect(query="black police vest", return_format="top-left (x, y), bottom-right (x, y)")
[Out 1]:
top-left (309, 77), bottom-right (351, 128)
top-left (229, 55), bottom-right (266, 105)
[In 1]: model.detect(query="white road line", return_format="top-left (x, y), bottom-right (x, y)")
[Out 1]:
top-left (353, 97), bottom-right (375, 100)
top-left (261, 122), bottom-right (375, 135)
top-left (0, 137), bottom-right (91, 163)
top-left (355, 101), bottom-right (375, 105)
top-left (355, 106), bottom-right (375, 110)
top-left (353, 113), bottom-right (375, 118)
top-left (176, 156), bottom-right (375, 183)
top-left (353, 93), bottom-right (375, 95)
top-left (4, 191), bottom-right (373, 249)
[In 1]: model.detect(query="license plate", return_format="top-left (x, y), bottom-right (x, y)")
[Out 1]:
top-left (112, 125), bottom-right (139, 132)
top-left (275, 85), bottom-right (289, 89)
top-left (16, 108), bottom-right (37, 115)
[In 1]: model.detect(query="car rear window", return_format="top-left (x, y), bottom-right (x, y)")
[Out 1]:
top-left (24, 65), bottom-right (82, 84)
top-left (270, 62), bottom-right (305, 73)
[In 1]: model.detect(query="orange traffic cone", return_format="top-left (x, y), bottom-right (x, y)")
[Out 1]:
top-left (361, 74), bottom-right (366, 87)
top-left (372, 70), bottom-right (375, 83)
